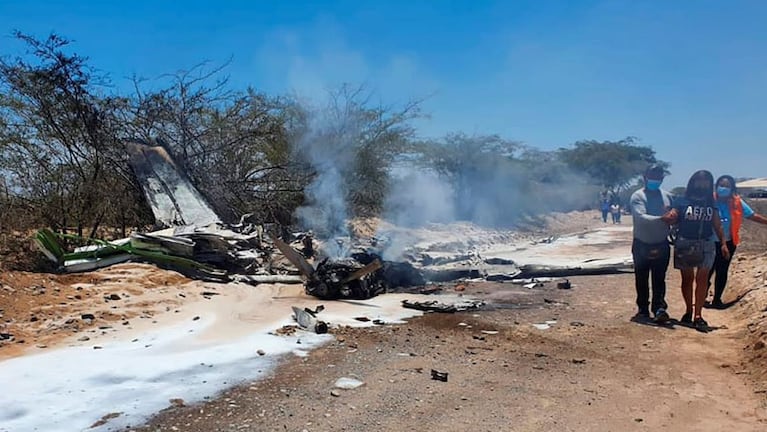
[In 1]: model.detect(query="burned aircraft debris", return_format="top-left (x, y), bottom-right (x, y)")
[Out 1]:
top-left (401, 299), bottom-right (485, 313)
top-left (307, 258), bottom-right (386, 300)
top-left (291, 306), bottom-right (328, 334)
top-left (126, 140), bottom-right (221, 227)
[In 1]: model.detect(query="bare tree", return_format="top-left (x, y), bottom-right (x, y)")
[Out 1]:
top-left (0, 32), bottom-right (147, 237)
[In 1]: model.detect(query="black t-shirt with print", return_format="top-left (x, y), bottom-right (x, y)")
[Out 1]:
top-left (674, 196), bottom-right (718, 240)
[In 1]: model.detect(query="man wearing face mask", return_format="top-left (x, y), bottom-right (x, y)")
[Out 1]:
top-left (630, 165), bottom-right (676, 322)
top-left (706, 175), bottom-right (767, 308)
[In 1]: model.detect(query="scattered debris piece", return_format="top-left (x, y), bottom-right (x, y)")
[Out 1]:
top-left (557, 279), bottom-right (572, 290)
top-left (480, 330), bottom-right (499, 335)
top-left (516, 262), bottom-right (633, 278)
top-left (532, 323), bottom-right (551, 330)
top-left (510, 278), bottom-right (553, 285)
top-left (430, 369), bottom-right (449, 382)
top-left (402, 299), bottom-right (484, 313)
top-left (291, 306), bottom-right (329, 334)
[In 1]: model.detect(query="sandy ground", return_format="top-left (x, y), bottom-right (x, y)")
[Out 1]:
top-left (129, 269), bottom-right (767, 432)
top-left (0, 263), bottom-right (201, 359)
top-left (130, 212), bottom-right (767, 432)
top-left (3, 208), bottom-right (767, 431)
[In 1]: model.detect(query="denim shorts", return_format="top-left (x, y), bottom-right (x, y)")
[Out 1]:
top-left (674, 239), bottom-right (716, 270)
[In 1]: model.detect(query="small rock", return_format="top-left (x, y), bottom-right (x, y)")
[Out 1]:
top-left (193, 316), bottom-right (200, 321)
top-left (571, 358), bottom-right (587, 364)
top-left (105, 294), bottom-right (121, 301)
top-left (81, 313), bottom-right (96, 321)
top-left (169, 398), bottom-right (185, 407)
top-left (78, 336), bottom-right (90, 342)
top-left (570, 321), bottom-right (585, 327)
top-left (36, 344), bottom-right (47, 349)
top-left (93, 346), bottom-right (103, 350)
top-left (755, 340), bottom-right (765, 350)
top-left (334, 377), bottom-right (365, 389)
top-left (30, 316), bottom-right (38, 322)
top-left (257, 349), bottom-right (266, 356)
top-left (330, 390), bottom-right (341, 397)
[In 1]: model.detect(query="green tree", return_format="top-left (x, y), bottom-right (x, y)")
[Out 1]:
top-left (557, 137), bottom-right (669, 192)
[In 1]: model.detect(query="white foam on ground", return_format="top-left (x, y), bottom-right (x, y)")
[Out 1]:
top-left (0, 284), bottom-right (467, 432)
top-left (481, 226), bottom-right (634, 267)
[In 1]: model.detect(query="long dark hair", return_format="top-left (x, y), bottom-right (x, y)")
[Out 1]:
top-left (716, 175), bottom-right (738, 195)
top-left (685, 170), bottom-right (715, 204)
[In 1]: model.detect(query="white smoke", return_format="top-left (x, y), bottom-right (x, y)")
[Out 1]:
top-left (292, 98), bottom-right (361, 258)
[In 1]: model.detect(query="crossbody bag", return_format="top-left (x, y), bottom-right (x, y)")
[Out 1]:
top-left (673, 210), bottom-right (706, 267)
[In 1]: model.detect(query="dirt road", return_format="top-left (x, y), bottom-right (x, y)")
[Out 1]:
top-left (4, 212), bottom-right (766, 431)
top-left (135, 236), bottom-right (767, 431)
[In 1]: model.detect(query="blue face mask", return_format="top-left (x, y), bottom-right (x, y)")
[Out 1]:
top-left (646, 179), bottom-right (662, 191)
top-left (717, 186), bottom-right (732, 197)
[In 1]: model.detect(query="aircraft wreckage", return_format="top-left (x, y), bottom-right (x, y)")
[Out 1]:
top-left (34, 139), bottom-right (633, 301)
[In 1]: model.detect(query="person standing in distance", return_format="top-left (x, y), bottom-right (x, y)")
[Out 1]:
top-left (630, 165), bottom-right (676, 322)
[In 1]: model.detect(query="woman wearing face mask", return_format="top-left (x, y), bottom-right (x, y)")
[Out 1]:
top-left (706, 175), bottom-right (767, 308)
top-left (667, 170), bottom-right (729, 330)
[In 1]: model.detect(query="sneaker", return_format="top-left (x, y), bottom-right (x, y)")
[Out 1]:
top-left (694, 317), bottom-right (709, 331)
top-left (680, 312), bottom-right (693, 324)
top-left (636, 309), bottom-right (650, 319)
top-left (711, 299), bottom-right (725, 309)
top-left (653, 308), bottom-right (670, 323)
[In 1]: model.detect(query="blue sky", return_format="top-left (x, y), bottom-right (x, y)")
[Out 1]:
top-left (1, 0), bottom-right (766, 187)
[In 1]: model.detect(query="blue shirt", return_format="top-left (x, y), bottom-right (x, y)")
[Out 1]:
top-left (713, 198), bottom-right (755, 241)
